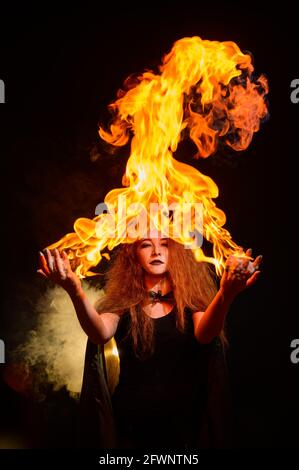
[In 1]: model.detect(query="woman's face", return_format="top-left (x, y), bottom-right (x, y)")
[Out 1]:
top-left (136, 237), bottom-right (169, 275)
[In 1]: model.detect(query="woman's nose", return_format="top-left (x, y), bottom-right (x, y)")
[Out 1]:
top-left (152, 246), bottom-right (161, 255)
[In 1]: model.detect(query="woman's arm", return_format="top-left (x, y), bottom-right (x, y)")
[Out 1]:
top-left (37, 248), bottom-right (120, 344)
top-left (67, 286), bottom-right (120, 345)
top-left (193, 249), bottom-right (262, 344)
top-left (192, 288), bottom-right (235, 344)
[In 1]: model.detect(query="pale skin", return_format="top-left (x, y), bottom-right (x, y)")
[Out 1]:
top-left (37, 239), bottom-right (262, 344)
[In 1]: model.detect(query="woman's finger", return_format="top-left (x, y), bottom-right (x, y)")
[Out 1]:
top-left (53, 249), bottom-right (67, 278)
top-left (61, 251), bottom-right (72, 271)
top-left (39, 252), bottom-right (50, 275)
top-left (37, 268), bottom-right (48, 278)
top-left (253, 255), bottom-right (263, 269)
top-left (246, 270), bottom-right (261, 288)
top-left (44, 248), bottom-right (55, 271)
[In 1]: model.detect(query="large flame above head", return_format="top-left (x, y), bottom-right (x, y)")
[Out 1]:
top-left (47, 36), bottom-right (268, 277)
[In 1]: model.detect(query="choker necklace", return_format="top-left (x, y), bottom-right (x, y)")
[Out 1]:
top-left (148, 290), bottom-right (174, 304)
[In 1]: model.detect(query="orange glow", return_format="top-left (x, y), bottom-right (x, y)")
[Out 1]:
top-left (3, 363), bottom-right (33, 397)
top-left (47, 36), bottom-right (268, 276)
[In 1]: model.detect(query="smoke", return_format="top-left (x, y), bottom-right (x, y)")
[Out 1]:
top-left (14, 282), bottom-right (104, 399)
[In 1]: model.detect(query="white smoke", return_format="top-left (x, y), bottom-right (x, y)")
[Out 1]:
top-left (16, 282), bottom-right (104, 398)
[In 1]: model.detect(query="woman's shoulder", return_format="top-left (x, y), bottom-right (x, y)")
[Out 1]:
top-left (184, 306), bottom-right (202, 320)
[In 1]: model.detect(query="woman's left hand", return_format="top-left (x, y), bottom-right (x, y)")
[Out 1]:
top-left (220, 248), bottom-right (263, 299)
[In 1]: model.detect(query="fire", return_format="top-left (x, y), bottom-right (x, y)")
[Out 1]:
top-left (47, 36), bottom-right (268, 277)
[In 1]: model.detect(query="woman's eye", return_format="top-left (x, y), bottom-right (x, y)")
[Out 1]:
top-left (140, 242), bottom-right (168, 248)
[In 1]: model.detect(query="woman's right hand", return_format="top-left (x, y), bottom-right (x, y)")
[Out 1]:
top-left (220, 248), bottom-right (262, 300)
top-left (37, 248), bottom-right (83, 295)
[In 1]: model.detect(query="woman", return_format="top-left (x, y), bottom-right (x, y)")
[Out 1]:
top-left (37, 235), bottom-right (262, 449)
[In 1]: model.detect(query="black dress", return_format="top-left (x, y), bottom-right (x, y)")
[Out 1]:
top-left (78, 306), bottom-right (232, 449)
top-left (111, 306), bottom-right (214, 449)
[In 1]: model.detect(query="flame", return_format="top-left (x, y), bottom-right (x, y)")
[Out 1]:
top-left (47, 36), bottom-right (268, 276)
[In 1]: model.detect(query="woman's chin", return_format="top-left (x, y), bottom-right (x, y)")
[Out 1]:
top-left (145, 265), bottom-right (167, 275)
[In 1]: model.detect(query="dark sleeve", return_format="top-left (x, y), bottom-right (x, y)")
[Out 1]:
top-left (77, 339), bottom-right (118, 449)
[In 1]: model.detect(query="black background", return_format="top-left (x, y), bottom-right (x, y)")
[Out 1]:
top-left (0, 0), bottom-right (297, 454)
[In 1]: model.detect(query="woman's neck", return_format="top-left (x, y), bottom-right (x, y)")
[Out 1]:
top-left (143, 272), bottom-right (172, 294)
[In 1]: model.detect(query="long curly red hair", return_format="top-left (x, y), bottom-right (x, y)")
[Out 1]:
top-left (95, 239), bottom-right (224, 359)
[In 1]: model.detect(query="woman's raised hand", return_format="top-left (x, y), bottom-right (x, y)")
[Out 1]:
top-left (37, 248), bottom-right (82, 295)
top-left (220, 248), bottom-right (263, 299)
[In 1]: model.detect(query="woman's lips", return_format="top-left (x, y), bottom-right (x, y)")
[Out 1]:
top-left (149, 260), bottom-right (163, 265)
